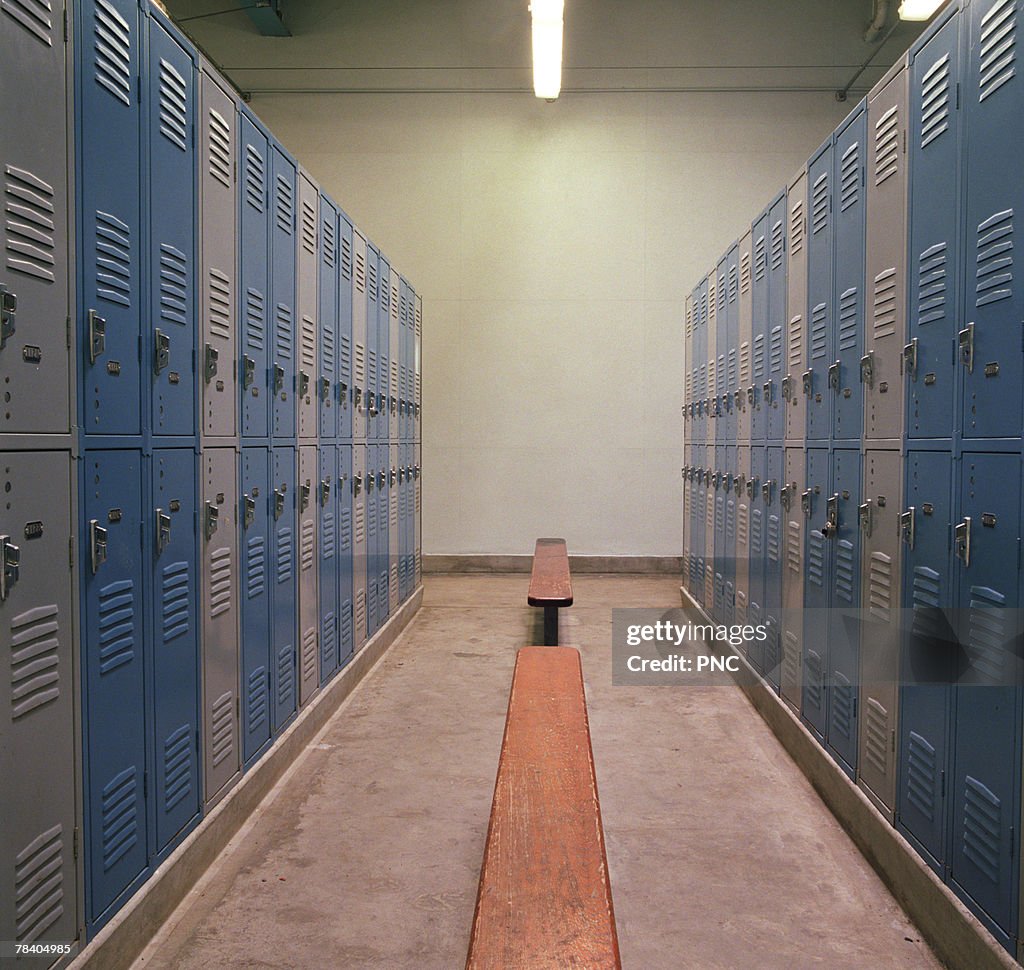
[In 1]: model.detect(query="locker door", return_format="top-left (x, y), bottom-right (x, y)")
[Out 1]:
top-left (703, 445), bottom-right (716, 610)
top-left (713, 456), bottom-right (726, 621)
top-left (0, 453), bottom-right (77, 946)
top-left (763, 445), bottom-right (784, 689)
top-left (366, 444), bottom-right (379, 631)
top-left (734, 446), bottom-right (750, 626)
top-left (377, 445), bottom-right (390, 623)
top-left (201, 447), bottom-right (239, 805)
top-left (413, 441), bottom-right (421, 586)
top-left (366, 246), bottom-right (380, 444)
top-left (724, 444), bottom-right (737, 623)
top-left (832, 106), bottom-right (868, 443)
top-left (750, 214), bottom-right (768, 442)
top-left (296, 174), bottom-right (318, 441)
top-left (78, 0), bottom-right (142, 436)
top-left (398, 442), bottom-right (410, 600)
top-left (961, 0), bottom-right (1024, 441)
top-left (951, 452), bottom-right (1021, 941)
top-left (148, 20), bottom-right (196, 438)
top-left (858, 448), bottom-right (903, 818)
top-left (199, 68), bottom-right (237, 439)
top-left (297, 444), bottom-right (318, 704)
top-left (389, 271), bottom-right (401, 442)
top-left (270, 146), bottom-right (296, 439)
top-left (907, 9), bottom-right (962, 440)
top-left (781, 445), bottom-right (805, 712)
top-left (0, 0), bottom-right (72, 435)
top-left (725, 245), bottom-right (740, 445)
top-left (746, 445), bottom-right (765, 671)
top-left (270, 446), bottom-right (297, 729)
top-left (708, 265), bottom-right (721, 450)
top-left (352, 231), bottom-right (367, 441)
top-left (352, 444), bottom-right (368, 649)
top-left (766, 192), bottom-right (787, 443)
top-left (239, 114), bottom-right (270, 440)
top-left (399, 281), bottom-right (410, 445)
top-left (898, 449), bottom-right (955, 873)
top-left (149, 449), bottom-right (200, 850)
top-left (737, 234), bottom-right (753, 446)
top-left (802, 446), bottom-right (831, 738)
top-left (806, 139), bottom-right (834, 442)
top-left (785, 172), bottom-right (808, 444)
top-left (827, 447), bottom-right (862, 777)
top-left (414, 294), bottom-right (422, 445)
top-left (378, 257), bottom-right (391, 445)
top-left (318, 444), bottom-right (338, 683)
top-left (82, 449), bottom-right (146, 925)
top-left (389, 443), bottom-right (399, 611)
top-left (240, 446), bottom-right (271, 765)
top-left (338, 443), bottom-right (354, 666)
top-left (691, 448), bottom-right (704, 599)
top-left (318, 197), bottom-right (338, 441)
top-left (865, 60), bottom-right (909, 442)
top-left (338, 214), bottom-right (354, 443)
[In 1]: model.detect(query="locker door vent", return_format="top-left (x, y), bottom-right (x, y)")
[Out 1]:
top-left (341, 233), bottom-right (352, 280)
top-left (274, 303), bottom-right (292, 359)
top-left (812, 172), bottom-right (829, 234)
top-left (752, 333), bottom-right (765, 380)
top-left (873, 104), bottom-right (900, 186)
top-left (807, 531), bottom-right (825, 586)
top-left (355, 342), bottom-right (365, 384)
top-left (911, 566), bottom-right (943, 638)
top-left (321, 510), bottom-right (335, 558)
top-left (300, 201), bottom-right (316, 256)
top-left (276, 646), bottom-right (294, 708)
top-left (906, 731), bottom-right (938, 820)
top-left (10, 603), bottom-right (60, 718)
top-left (245, 288), bottom-right (265, 352)
top-left (788, 314), bottom-right (803, 370)
top-left (921, 53), bottom-right (951, 149)
top-left (839, 142), bottom-right (861, 212)
top-left (320, 613), bottom-right (335, 669)
top-left (339, 603), bottom-right (352, 648)
top-left (975, 209), bottom-right (1014, 307)
top-left (838, 287), bottom-right (859, 351)
top-left (962, 776), bottom-right (1002, 883)
top-left (783, 631), bottom-right (800, 685)
top-left (738, 341), bottom-right (750, 384)
top-left (210, 691), bottom-right (234, 766)
top-left (274, 175), bottom-right (293, 234)
top-left (2, 0), bottom-right (54, 46)
top-left (339, 332), bottom-right (351, 381)
top-left (246, 667), bottom-right (268, 733)
top-left (158, 60), bottom-right (187, 151)
top-left (754, 235), bottom-right (766, 283)
top-left (340, 506), bottom-right (352, 552)
top-left (158, 244), bottom-right (187, 328)
top-left (323, 321), bottom-right (336, 377)
top-left (246, 536), bottom-right (266, 598)
top-left (786, 521), bottom-right (801, 574)
top-left (160, 560), bottom-right (190, 642)
top-left (208, 546), bottom-right (232, 618)
top-left (805, 648), bottom-right (823, 712)
top-left (790, 199), bottom-right (804, 255)
top-left (715, 495), bottom-right (724, 533)
top-left (207, 268), bottom-right (231, 340)
top-left (708, 278), bottom-right (717, 319)
top-left (100, 765), bottom-right (139, 869)
top-left (717, 354), bottom-right (725, 395)
top-left (831, 671), bottom-right (854, 740)
top-left (767, 514), bottom-right (780, 563)
top-left (705, 491), bottom-right (714, 533)
top-left (864, 697), bottom-right (890, 776)
top-left (162, 723), bottom-right (194, 812)
top-left (967, 585), bottom-right (1007, 679)
top-left (5, 165), bottom-right (56, 282)
top-left (13, 823), bottom-right (64, 941)
top-left (918, 242), bottom-right (948, 325)
top-left (321, 215), bottom-right (335, 267)
top-left (727, 348), bottom-right (737, 387)
top-left (700, 287), bottom-right (708, 323)
top-left (728, 262), bottom-right (738, 302)
top-left (707, 358), bottom-right (716, 398)
top-left (868, 552), bottom-right (893, 621)
top-left (978, 0), bottom-right (1017, 103)
top-left (207, 110), bottom-right (231, 188)
top-left (835, 539), bottom-right (855, 603)
top-left (750, 508), bottom-right (762, 556)
top-left (769, 326), bottom-right (784, 376)
top-left (93, 0), bottom-right (132, 106)
top-left (300, 518), bottom-right (314, 571)
top-left (354, 502), bottom-right (365, 544)
top-left (300, 314), bottom-right (315, 370)
top-left (770, 220), bottom-right (784, 272)
top-left (725, 499), bottom-right (735, 543)
top-left (737, 502), bottom-right (749, 546)
top-left (872, 268), bottom-right (898, 339)
top-left (354, 590), bottom-right (366, 633)
top-left (810, 303), bottom-right (828, 360)
top-left (244, 145), bottom-right (265, 212)
top-left (98, 579), bottom-right (136, 674)
top-left (276, 527), bottom-right (293, 584)
top-left (95, 210), bottom-right (132, 307)
top-left (740, 251), bottom-right (751, 294)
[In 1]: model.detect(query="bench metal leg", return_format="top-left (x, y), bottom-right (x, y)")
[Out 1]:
top-left (544, 606), bottom-right (559, 646)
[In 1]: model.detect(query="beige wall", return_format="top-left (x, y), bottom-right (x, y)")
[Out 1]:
top-left (170, 0), bottom-right (921, 556)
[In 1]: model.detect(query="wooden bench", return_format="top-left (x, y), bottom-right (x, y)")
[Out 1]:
top-left (528, 538), bottom-right (573, 646)
top-left (466, 647), bottom-right (620, 970)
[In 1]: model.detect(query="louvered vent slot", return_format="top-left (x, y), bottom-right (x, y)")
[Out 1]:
top-left (158, 60), bottom-right (187, 151)
top-left (209, 546), bottom-right (232, 618)
top-left (276, 527), bottom-right (293, 583)
top-left (968, 585), bottom-right (1007, 680)
top-left (322, 217), bottom-right (336, 268)
top-left (715, 495), bottom-right (724, 533)
top-left (355, 590), bottom-right (367, 631)
top-left (906, 731), bottom-right (938, 819)
top-left (301, 200), bottom-right (316, 255)
top-left (770, 220), bottom-right (784, 271)
top-left (245, 288), bottom-right (265, 351)
top-left (790, 200), bottom-right (804, 254)
top-left (810, 303), bottom-right (828, 359)
top-left (244, 146), bottom-right (265, 212)
top-left (339, 331), bottom-right (351, 380)
top-left (976, 208), bottom-right (1014, 307)
top-left (872, 267), bottom-right (897, 338)
top-left (921, 53), bottom-right (951, 148)
top-left (94, 0), bottom-right (132, 106)
top-left (769, 326), bottom-right (783, 375)
top-left (740, 251), bottom-right (751, 294)
top-left (707, 359), bottom-right (716, 397)
top-left (208, 110), bottom-right (231, 188)
top-left (163, 724), bottom-right (193, 812)
top-left (208, 268), bottom-right (231, 340)
top-left (767, 515), bottom-right (780, 563)
top-left (727, 348), bottom-right (737, 386)
top-left (835, 538), bottom-right (855, 603)
top-left (786, 521), bottom-right (801, 574)
top-left (737, 503), bottom-right (749, 546)
top-left (275, 175), bottom-right (293, 234)
top-left (729, 263), bottom-right (738, 302)
top-left (275, 304), bottom-right (292, 359)
top-left (101, 766), bottom-right (138, 870)
top-left (301, 315), bottom-right (316, 369)
top-left (699, 364), bottom-right (706, 399)
top-left (368, 261), bottom-right (378, 301)
top-left (783, 630), bottom-right (800, 685)
top-left (840, 142), bottom-right (860, 211)
top-left (725, 499), bottom-right (735, 541)
top-left (322, 511), bottom-right (335, 559)
top-left (739, 341), bottom-right (750, 383)
top-left (95, 210), bottom-right (131, 306)
top-left (911, 566), bottom-right (944, 639)
top-left (301, 518), bottom-right (315, 571)
top-left (831, 671), bottom-right (854, 740)
top-left (708, 279), bottom-right (717, 319)
top-left (4, 165), bottom-right (56, 283)
top-left (341, 233), bottom-right (352, 280)
top-left (812, 172), bottom-right (829, 234)
top-left (979, 0), bottom-right (1017, 103)
top-left (277, 645), bottom-right (294, 707)
top-left (3, 0), bottom-right (54, 46)
top-left (13, 824), bottom-right (63, 941)
top-left (98, 579), bottom-right (136, 674)
top-left (246, 535), bottom-right (265, 598)
top-left (805, 648), bottom-right (823, 712)
top-left (808, 532), bottom-right (825, 586)
top-left (864, 697), bottom-right (889, 776)
top-left (868, 552), bottom-right (892, 621)
top-left (752, 334), bottom-right (765, 380)
top-left (705, 492), bottom-right (714, 532)
top-left (321, 613), bottom-right (336, 670)
top-left (874, 104), bottom-right (900, 186)
top-left (10, 604), bottom-right (60, 719)
top-left (161, 561), bottom-right (190, 643)
top-left (754, 235), bottom-right (766, 283)
top-left (838, 287), bottom-right (859, 351)
top-left (963, 776), bottom-right (1002, 883)
top-left (918, 242), bottom-right (948, 325)
top-left (210, 690), bottom-right (234, 766)
top-left (355, 251), bottom-right (366, 293)
top-left (324, 324), bottom-right (336, 375)
top-left (788, 314), bottom-right (803, 369)
top-left (750, 509), bottom-right (762, 556)
top-left (355, 499), bottom-right (365, 544)
top-left (684, 304), bottom-right (692, 337)
top-left (700, 288), bottom-right (708, 325)
top-left (158, 245), bottom-right (188, 329)
top-left (246, 667), bottom-right (267, 732)
top-left (301, 627), bottom-right (317, 683)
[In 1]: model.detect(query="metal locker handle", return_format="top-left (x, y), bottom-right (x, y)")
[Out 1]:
top-left (901, 338), bottom-right (918, 380)
top-left (958, 324), bottom-right (974, 373)
top-left (366, 472), bottom-right (374, 493)
top-left (398, 467), bottom-right (405, 484)
top-left (321, 478), bottom-right (331, 506)
top-left (89, 520), bottom-right (108, 574)
top-left (725, 473), bottom-right (734, 492)
top-left (0, 284), bottom-right (17, 350)
top-left (390, 468), bottom-right (397, 486)
top-left (734, 475), bottom-right (743, 497)
top-left (822, 494), bottom-right (839, 538)
top-left (414, 465), bottom-right (420, 480)
top-left (377, 471), bottom-right (386, 490)
top-left (858, 500), bottom-right (872, 536)
top-left (353, 474), bottom-right (362, 496)
top-left (274, 363), bottom-right (285, 396)
top-left (273, 488), bottom-right (286, 520)
top-left (339, 380), bottom-right (348, 407)
top-left (780, 484), bottom-right (791, 510)
top-left (242, 355), bottom-right (256, 390)
top-left (954, 517), bottom-right (971, 567)
top-left (711, 472), bottom-right (720, 489)
top-left (155, 508), bottom-right (172, 552)
top-left (781, 376), bottom-right (793, 402)
top-left (354, 386), bottom-right (363, 411)
top-left (734, 389), bottom-right (743, 410)
top-left (900, 507), bottom-right (915, 549)
top-left (204, 344), bottom-right (219, 383)
top-left (745, 477), bottom-right (756, 499)
top-left (761, 479), bottom-right (773, 503)
top-left (762, 381), bottom-right (772, 406)
top-left (746, 385), bottom-right (755, 406)
top-left (204, 502), bottom-right (219, 540)
top-left (243, 494), bottom-right (256, 529)
top-left (298, 371), bottom-right (310, 399)
top-left (154, 329), bottom-right (171, 375)
top-left (390, 396), bottom-right (397, 415)
top-left (88, 310), bottom-right (106, 364)
top-left (827, 361), bottom-right (840, 390)
top-left (300, 482), bottom-right (311, 512)
top-left (0, 535), bottom-right (20, 600)
top-left (320, 377), bottom-right (330, 402)
top-left (860, 352), bottom-right (874, 388)
top-left (802, 369), bottom-right (813, 396)
top-left (801, 489), bottom-right (812, 517)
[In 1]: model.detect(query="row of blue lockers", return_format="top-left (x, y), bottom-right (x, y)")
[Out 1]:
top-left (682, 0), bottom-right (1022, 453)
top-left (681, 0), bottom-right (1024, 958)
top-left (2, 0), bottom-right (422, 448)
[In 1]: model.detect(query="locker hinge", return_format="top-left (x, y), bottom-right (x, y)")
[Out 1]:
top-left (940, 769), bottom-right (945, 797)
top-left (69, 535), bottom-right (74, 569)
top-left (63, 2), bottom-right (68, 42)
top-left (66, 315), bottom-right (71, 349)
top-left (73, 827), bottom-right (79, 861)
top-left (891, 729), bottom-right (896, 753)
top-left (143, 771), bottom-right (148, 800)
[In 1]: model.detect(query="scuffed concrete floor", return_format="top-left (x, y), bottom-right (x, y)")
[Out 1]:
top-left (134, 575), bottom-right (940, 970)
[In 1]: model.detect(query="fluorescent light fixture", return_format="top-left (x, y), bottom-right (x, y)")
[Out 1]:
top-left (898, 0), bottom-right (945, 20)
top-left (530, 0), bottom-right (564, 100)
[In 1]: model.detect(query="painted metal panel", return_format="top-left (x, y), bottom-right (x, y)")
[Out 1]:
top-left (737, 232), bottom-right (753, 446)
top-left (785, 171), bottom-right (808, 445)
top-left (734, 445), bottom-right (750, 629)
top-left (763, 445), bottom-right (784, 690)
top-left (389, 267), bottom-right (401, 442)
top-left (414, 440), bottom-right (421, 585)
top-left (399, 280), bottom-right (411, 445)
top-left (318, 443), bottom-right (338, 683)
top-left (780, 445), bottom-right (805, 713)
top-left (766, 192), bottom-right (788, 443)
top-left (723, 443), bottom-right (737, 623)
top-left (376, 256), bottom-right (391, 444)
top-left (296, 173), bottom-right (318, 441)
top-left (297, 444), bottom-right (318, 704)
top-left (725, 244), bottom-right (740, 445)
top-left (352, 443), bottom-right (367, 650)
top-left (389, 443), bottom-right (400, 611)
top-left (376, 443), bottom-right (389, 625)
top-left (366, 244), bottom-right (380, 445)
top-left (750, 213), bottom-right (768, 442)
top-left (0, 452), bottom-right (77, 945)
top-left (337, 443), bottom-right (354, 666)
top-left (703, 444), bottom-right (716, 611)
top-left (713, 444), bottom-right (726, 622)
top-left (270, 145), bottom-right (296, 439)
top-left (352, 230), bottom-right (367, 442)
top-left (318, 196), bottom-right (338, 441)
top-left (270, 446), bottom-right (296, 730)
top-left (338, 213), bottom-right (354, 443)
top-left (746, 444), bottom-right (765, 671)
top-left (806, 138), bottom-right (834, 442)
top-left (802, 446), bottom-right (830, 739)
top-left (414, 293), bottom-right (422, 444)
top-left (708, 264), bottom-right (721, 451)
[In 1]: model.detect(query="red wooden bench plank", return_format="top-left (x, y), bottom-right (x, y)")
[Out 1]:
top-left (527, 538), bottom-right (573, 607)
top-left (466, 647), bottom-right (621, 970)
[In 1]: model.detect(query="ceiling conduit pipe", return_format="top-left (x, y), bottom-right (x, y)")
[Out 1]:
top-left (864, 0), bottom-right (891, 42)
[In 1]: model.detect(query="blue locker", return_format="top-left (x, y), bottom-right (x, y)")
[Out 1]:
top-left (149, 448), bottom-right (201, 851)
top-left (338, 443), bottom-right (354, 666)
top-left (366, 244), bottom-right (380, 443)
top-left (766, 192), bottom-right (788, 443)
top-left (271, 146), bottom-right (297, 440)
top-left (378, 256), bottom-right (392, 444)
top-left (78, 0), bottom-right (143, 437)
top-left (338, 212), bottom-right (354, 443)
top-left (401, 280), bottom-right (413, 444)
top-left (696, 279), bottom-right (708, 446)
top-left (726, 245), bottom-right (740, 444)
top-left (806, 138), bottom-right (834, 443)
top-left (319, 197), bottom-right (339, 441)
top-left (724, 444), bottom-right (737, 622)
top-left (802, 446), bottom-right (831, 739)
top-left (319, 444), bottom-right (339, 682)
top-left (950, 451), bottom-right (1022, 945)
top-left (693, 446), bottom-right (706, 600)
top-left (240, 446), bottom-right (272, 765)
top-left (82, 449), bottom-right (147, 929)
top-left (147, 16), bottom-right (196, 438)
top-left (750, 213), bottom-right (768, 442)
top-left (832, 105), bottom-right (867, 443)
top-left (366, 441), bottom-right (380, 634)
top-left (960, 0), bottom-right (1024, 441)
top-left (826, 447), bottom-right (861, 777)
top-left (713, 462), bottom-right (727, 621)
top-left (763, 445), bottom-right (784, 690)
top-left (747, 444), bottom-right (765, 671)
top-left (401, 441), bottom-right (414, 600)
top-left (270, 446), bottom-right (297, 730)
top-left (239, 112), bottom-right (270, 440)
top-left (898, 449), bottom-right (955, 875)
top-left (714, 264), bottom-right (726, 450)
top-left (377, 444), bottom-right (390, 623)
top-left (907, 7), bottom-right (962, 441)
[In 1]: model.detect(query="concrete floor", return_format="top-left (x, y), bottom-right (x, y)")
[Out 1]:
top-left (134, 575), bottom-right (940, 970)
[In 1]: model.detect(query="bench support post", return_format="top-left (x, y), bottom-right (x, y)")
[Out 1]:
top-left (543, 605), bottom-right (559, 646)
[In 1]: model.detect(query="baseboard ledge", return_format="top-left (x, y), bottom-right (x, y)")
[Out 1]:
top-left (425, 555), bottom-right (682, 574)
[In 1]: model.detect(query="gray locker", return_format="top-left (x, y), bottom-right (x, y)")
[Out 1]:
top-left (352, 444), bottom-right (367, 650)
top-left (352, 230), bottom-right (367, 441)
top-left (0, 452), bottom-right (78, 949)
top-left (1, 4), bottom-right (72, 437)
top-left (390, 274), bottom-right (401, 441)
top-left (706, 270), bottom-right (718, 447)
top-left (780, 446), bottom-right (804, 713)
top-left (200, 66), bottom-right (237, 440)
top-left (703, 444), bottom-right (715, 609)
top-left (297, 173), bottom-right (318, 441)
top-left (734, 445), bottom-right (751, 631)
top-left (297, 444), bottom-right (318, 705)
top-left (737, 232), bottom-right (753, 446)
top-left (414, 294), bottom-right (422, 442)
top-left (683, 294), bottom-right (693, 443)
top-left (414, 440), bottom-right (422, 584)
top-left (201, 447), bottom-right (239, 806)
top-left (784, 170), bottom-right (808, 445)
top-left (389, 443), bottom-right (399, 608)
top-left (864, 58), bottom-right (910, 443)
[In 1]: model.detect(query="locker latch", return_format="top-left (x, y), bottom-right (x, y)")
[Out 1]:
top-left (734, 389), bottom-right (743, 411)
top-left (204, 501), bottom-right (219, 540)
top-left (299, 481), bottom-right (311, 512)
top-left (0, 284), bottom-right (17, 350)
top-left (321, 478), bottom-right (331, 506)
top-left (377, 471), bottom-right (386, 490)
top-left (273, 487), bottom-right (286, 520)
top-left (390, 396), bottom-right (397, 415)
top-left (746, 384), bottom-right (755, 406)
top-left (802, 370), bottom-right (813, 396)
top-left (390, 468), bottom-right (397, 486)
top-left (858, 500), bottom-right (872, 537)
top-left (89, 520), bottom-right (108, 574)
top-left (339, 380), bottom-right (348, 407)
top-left (801, 489), bottom-right (812, 517)
top-left (762, 479), bottom-right (774, 504)
top-left (243, 355), bottom-right (256, 390)
top-left (724, 472), bottom-right (734, 492)
top-left (711, 472), bottom-right (720, 489)
top-left (354, 386), bottom-right (363, 411)
top-left (860, 352), bottom-right (874, 388)
top-left (0, 535), bottom-right (20, 601)
top-left (822, 494), bottom-right (839, 538)
top-left (154, 329), bottom-right (171, 375)
top-left (274, 364), bottom-right (285, 396)
top-left (734, 474), bottom-right (744, 497)
top-left (900, 507), bottom-right (915, 549)
top-left (155, 508), bottom-right (172, 553)
top-left (954, 517), bottom-right (971, 567)
top-left (88, 310), bottom-right (106, 364)
top-left (780, 484), bottom-right (791, 511)
top-left (204, 344), bottom-right (219, 383)
top-left (901, 338), bottom-right (918, 380)
top-left (763, 381), bottom-right (772, 406)
top-left (366, 471), bottom-right (374, 493)
top-left (353, 474), bottom-right (362, 497)
top-left (398, 467), bottom-right (405, 484)
top-left (298, 371), bottom-right (310, 400)
top-left (745, 477), bottom-right (756, 499)
top-left (320, 377), bottom-right (330, 402)
top-left (243, 494), bottom-right (256, 529)
top-left (781, 376), bottom-right (793, 402)
top-left (827, 361), bottom-right (840, 390)
top-left (958, 323), bottom-right (974, 373)
top-left (414, 465), bottom-right (420, 480)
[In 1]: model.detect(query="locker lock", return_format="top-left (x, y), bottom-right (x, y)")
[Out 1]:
top-left (746, 385), bottom-right (755, 406)
top-left (366, 472), bottom-right (374, 493)
top-left (780, 484), bottom-right (791, 511)
top-left (298, 370), bottom-right (310, 400)
top-left (781, 376), bottom-right (793, 403)
top-left (858, 500), bottom-right (873, 537)
top-left (711, 472), bottom-right (721, 489)
top-left (724, 472), bottom-right (734, 492)
top-left (745, 477), bottom-right (756, 500)
top-left (154, 329), bottom-right (171, 376)
top-left (398, 467), bottom-right (405, 484)
top-left (273, 487), bottom-right (286, 520)
top-left (338, 380), bottom-right (348, 407)
top-left (801, 489), bottom-right (812, 517)
top-left (155, 508), bottom-right (172, 553)
top-left (761, 479), bottom-right (774, 504)
top-left (243, 494), bottom-right (256, 529)
top-left (900, 507), bottom-right (915, 549)
top-left (859, 352), bottom-right (874, 388)
top-left (204, 501), bottom-right (219, 541)
top-left (0, 284), bottom-right (17, 350)
top-left (958, 323), bottom-right (974, 373)
top-left (243, 355), bottom-right (256, 390)
top-left (299, 481), bottom-right (311, 512)
top-left (320, 377), bottom-right (331, 402)
top-left (734, 389), bottom-right (744, 411)
top-left (821, 494), bottom-right (839, 538)
top-left (901, 338), bottom-right (918, 381)
top-left (764, 381), bottom-right (774, 406)
top-left (0, 535), bottom-right (20, 601)
top-left (89, 520), bottom-right (108, 574)
top-left (801, 369), bottom-right (813, 397)
top-left (390, 395), bottom-right (397, 415)
top-left (204, 344), bottom-right (219, 384)
top-left (390, 468), bottom-right (397, 487)
top-left (88, 309), bottom-right (106, 364)
top-left (353, 473), bottom-right (362, 496)
top-left (827, 361), bottom-right (840, 391)
top-left (354, 386), bottom-right (363, 411)
top-left (954, 517), bottom-right (971, 567)
top-left (368, 391), bottom-right (379, 417)
top-left (734, 474), bottom-right (744, 497)
top-left (321, 478), bottom-right (331, 507)
top-left (377, 471), bottom-right (386, 490)
top-left (274, 364), bottom-right (286, 397)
